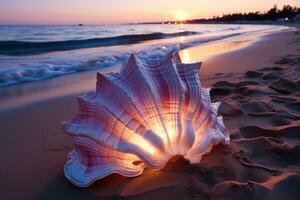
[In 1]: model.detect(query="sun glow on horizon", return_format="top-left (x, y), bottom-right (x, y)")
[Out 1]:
top-left (175, 11), bottom-right (189, 21)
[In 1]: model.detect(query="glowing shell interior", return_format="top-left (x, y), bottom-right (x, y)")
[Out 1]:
top-left (63, 52), bottom-right (230, 187)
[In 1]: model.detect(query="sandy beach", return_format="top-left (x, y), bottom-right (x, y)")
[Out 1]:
top-left (1, 24), bottom-right (300, 200)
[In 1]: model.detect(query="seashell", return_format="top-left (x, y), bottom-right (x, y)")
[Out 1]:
top-left (63, 52), bottom-right (230, 187)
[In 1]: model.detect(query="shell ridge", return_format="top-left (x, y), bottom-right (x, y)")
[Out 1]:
top-left (134, 55), bottom-right (173, 149)
top-left (186, 112), bottom-right (229, 162)
top-left (96, 57), bottom-right (167, 141)
top-left (66, 98), bottom-right (166, 167)
top-left (176, 63), bottom-right (201, 153)
top-left (70, 126), bottom-right (165, 168)
top-left (175, 61), bottom-right (202, 153)
top-left (64, 136), bottom-right (144, 187)
top-left (109, 56), bottom-right (170, 145)
top-left (140, 53), bottom-right (186, 155)
top-left (97, 73), bottom-right (150, 128)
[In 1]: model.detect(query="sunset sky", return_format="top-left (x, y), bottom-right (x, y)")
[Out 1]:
top-left (0, 0), bottom-right (300, 25)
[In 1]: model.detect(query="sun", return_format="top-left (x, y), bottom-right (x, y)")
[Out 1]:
top-left (175, 11), bottom-right (189, 21)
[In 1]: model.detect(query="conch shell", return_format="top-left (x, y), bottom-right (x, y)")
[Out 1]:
top-left (63, 52), bottom-right (229, 187)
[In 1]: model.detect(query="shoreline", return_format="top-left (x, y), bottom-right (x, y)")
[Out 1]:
top-left (0, 24), bottom-right (296, 112)
top-left (1, 24), bottom-right (284, 88)
top-left (0, 24), bottom-right (300, 200)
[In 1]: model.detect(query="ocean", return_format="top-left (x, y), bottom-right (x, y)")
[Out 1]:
top-left (0, 24), bottom-right (285, 87)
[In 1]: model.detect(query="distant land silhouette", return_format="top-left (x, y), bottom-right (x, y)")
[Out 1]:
top-left (135, 5), bottom-right (300, 24)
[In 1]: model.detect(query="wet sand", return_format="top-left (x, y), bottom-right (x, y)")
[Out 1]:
top-left (0, 24), bottom-right (300, 200)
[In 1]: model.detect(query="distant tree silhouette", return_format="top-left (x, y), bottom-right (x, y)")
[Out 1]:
top-left (186, 4), bottom-right (300, 23)
top-left (266, 5), bottom-right (278, 20)
top-left (138, 5), bottom-right (300, 25)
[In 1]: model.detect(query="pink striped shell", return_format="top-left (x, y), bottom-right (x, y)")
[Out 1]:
top-left (63, 52), bottom-right (229, 187)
